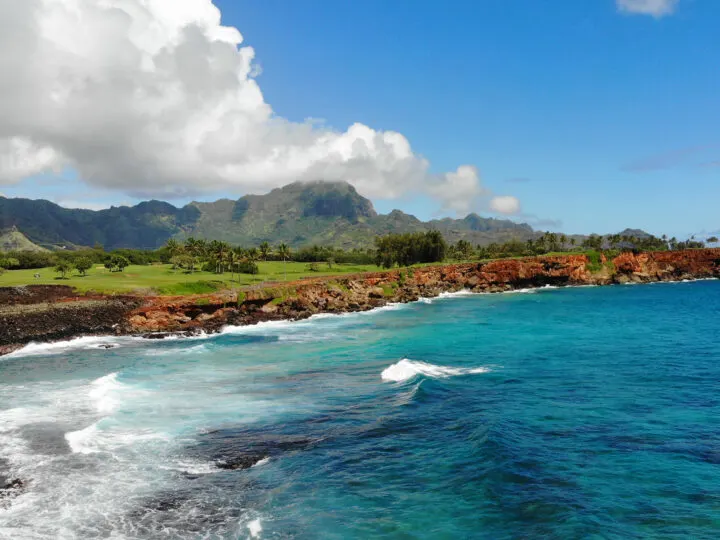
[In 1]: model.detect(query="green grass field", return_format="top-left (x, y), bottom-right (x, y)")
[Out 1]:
top-left (0, 261), bottom-right (378, 294)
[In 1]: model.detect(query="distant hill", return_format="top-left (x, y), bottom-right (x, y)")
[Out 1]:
top-left (0, 226), bottom-right (48, 252)
top-left (616, 228), bottom-right (653, 239)
top-left (0, 182), bottom-right (536, 250)
top-left (0, 196), bottom-right (200, 250)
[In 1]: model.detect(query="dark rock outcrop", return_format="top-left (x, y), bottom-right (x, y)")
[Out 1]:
top-left (0, 478), bottom-right (25, 507)
top-left (0, 297), bottom-right (141, 354)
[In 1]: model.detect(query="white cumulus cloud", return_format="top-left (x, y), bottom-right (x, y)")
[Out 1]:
top-left (490, 195), bottom-right (521, 215)
top-left (616, 0), bottom-right (679, 17)
top-left (0, 0), bottom-right (515, 216)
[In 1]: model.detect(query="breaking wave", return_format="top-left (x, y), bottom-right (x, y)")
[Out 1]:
top-left (3, 335), bottom-right (142, 358)
top-left (381, 359), bottom-right (491, 383)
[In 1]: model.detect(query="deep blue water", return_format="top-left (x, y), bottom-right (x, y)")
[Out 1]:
top-left (1, 281), bottom-right (720, 539)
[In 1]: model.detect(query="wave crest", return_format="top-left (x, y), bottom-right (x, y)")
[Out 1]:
top-left (381, 359), bottom-right (490, 382)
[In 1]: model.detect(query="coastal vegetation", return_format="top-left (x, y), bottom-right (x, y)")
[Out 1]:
top-left (374, 231), bottom-right (447, 268)
top-left (0, 227), bottom-right (710, 294)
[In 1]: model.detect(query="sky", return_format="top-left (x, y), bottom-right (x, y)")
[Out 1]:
top-left (0, 0), bottom-right (717, 237)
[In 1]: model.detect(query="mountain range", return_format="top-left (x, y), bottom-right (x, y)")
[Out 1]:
top-left (0, 181), bottom-right (536, 251)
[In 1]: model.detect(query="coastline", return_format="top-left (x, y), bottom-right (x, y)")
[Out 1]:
top-left (2, 248), bottom-right (719, 357)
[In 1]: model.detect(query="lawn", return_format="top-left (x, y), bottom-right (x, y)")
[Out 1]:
top-left (0, 262), bottom-right (378, 294)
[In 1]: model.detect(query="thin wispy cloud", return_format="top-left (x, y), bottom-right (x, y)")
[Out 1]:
top-left (616, 0), bottom-right (680, 17)
top-left (621, 144), bottom-right (719, 173)
top-left (517, 213), bottom-right (563, 230)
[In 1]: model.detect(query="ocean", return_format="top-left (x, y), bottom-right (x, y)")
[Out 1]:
top-left (1, 280), bottom-right (719, 539)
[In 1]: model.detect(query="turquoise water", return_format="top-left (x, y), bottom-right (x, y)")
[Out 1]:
top-left (1, 281), bottom-right (720, 539)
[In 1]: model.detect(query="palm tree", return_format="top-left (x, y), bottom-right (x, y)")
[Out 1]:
top-left (165, 238), bottom-right (181, 258)
top-left (210, 240), bottom-right (231, 274)
top-left (259, 241), bottom-right (271, 261)
top-left (277, 243), bottom-right (290, 281)
top-left (226, 249), bottom-right (237, 282)
top-left (185, 237), bottom-right (201, 272)
top-left (232, 247), bottom-right (245, 278)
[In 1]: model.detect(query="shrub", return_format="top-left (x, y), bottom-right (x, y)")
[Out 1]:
top-left (381, 283), bottom-right (397, 296)
top-left (74, 257), bottom-right (93, 276)
top-left (0, 257), bottom-right (20, 271)
top-left (3, 251), bottom-right (57, 270)
top-left (54, 260), bottom-right (74, 279)
top-left (586, 251), bottom-right (603, 273)
top-left (236, 260), bottom-right (259, 275)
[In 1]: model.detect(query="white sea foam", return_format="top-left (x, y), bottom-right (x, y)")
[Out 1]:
top-left (414, 289), bottom-right (476, 305)
top-left (381, 358), bottom-right (490, 383)
top-left (4, 335), bottom-right (143, 359)
top-left (65, 421), bottom-right (167, 455)
top-left (144, 344), bottom-right (208, 356)
top-left (247, 518), bottom-right (263, 538)
top-left (221, 319), bottom-right (298, 335)
top-left (220, 301), bottom-right (410, 337)
top-left (253, 457), bottom-right (271, 467)
top-left (64, 422), bottom-right (101, 454)
top-left (159, 459), bottom-right (219, 475)
top-left (648, 277), bottom-right (717, 285)
top-left (438, 289), bottom-right (475, 298)
top-left (367, 302), bottom-right (405, 312)
top-left (87, 371), bottom-right (152, 416)
top-left (3, 330), bottom-right (216, 360)
top-left (308, 312), bottom-right (348, 320)
top-left (88, 372), bottom-right (123, 414)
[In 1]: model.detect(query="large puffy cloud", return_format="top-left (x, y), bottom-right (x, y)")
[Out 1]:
top-left (489, 195), bottom-right (521, 215)
top-left (0, 0), bottom-right (516, 215)
top-left (616, 0), bottom-right (679, 17)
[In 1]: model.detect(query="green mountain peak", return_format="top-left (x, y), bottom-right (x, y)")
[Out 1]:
top-left (0, 181), bottom-right (534, 250)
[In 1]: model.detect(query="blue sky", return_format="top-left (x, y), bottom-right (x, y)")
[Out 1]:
top-left (3, 0), bottom-right (718, 237)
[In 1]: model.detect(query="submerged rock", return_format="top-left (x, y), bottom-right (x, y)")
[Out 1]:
top-left (216, 455), bottom-right (267, 471)
top-left (2, 478), bottom-right (23, 491)
top-left (141, 330), bottom-right (205, 340)
top-left (195, 429), bottom-right (319, 473)
top-left (0, 478), bottom-right (25, 507)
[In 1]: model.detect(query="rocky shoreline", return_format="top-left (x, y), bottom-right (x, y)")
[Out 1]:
top-left (2, 249), bottom-right (719, 356)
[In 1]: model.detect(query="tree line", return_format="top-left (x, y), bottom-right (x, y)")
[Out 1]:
top-left (374, 231), bottom-right (447, 268)
top-left (446, 231), bottom-right (708, 262)
top-left (0, 239), bottom-right (373, 274)
top-left (0, 230), bottom-right (714, 275)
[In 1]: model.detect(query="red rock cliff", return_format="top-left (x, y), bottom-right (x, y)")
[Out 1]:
top-left (122, 249), bottom-right (720, 335)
